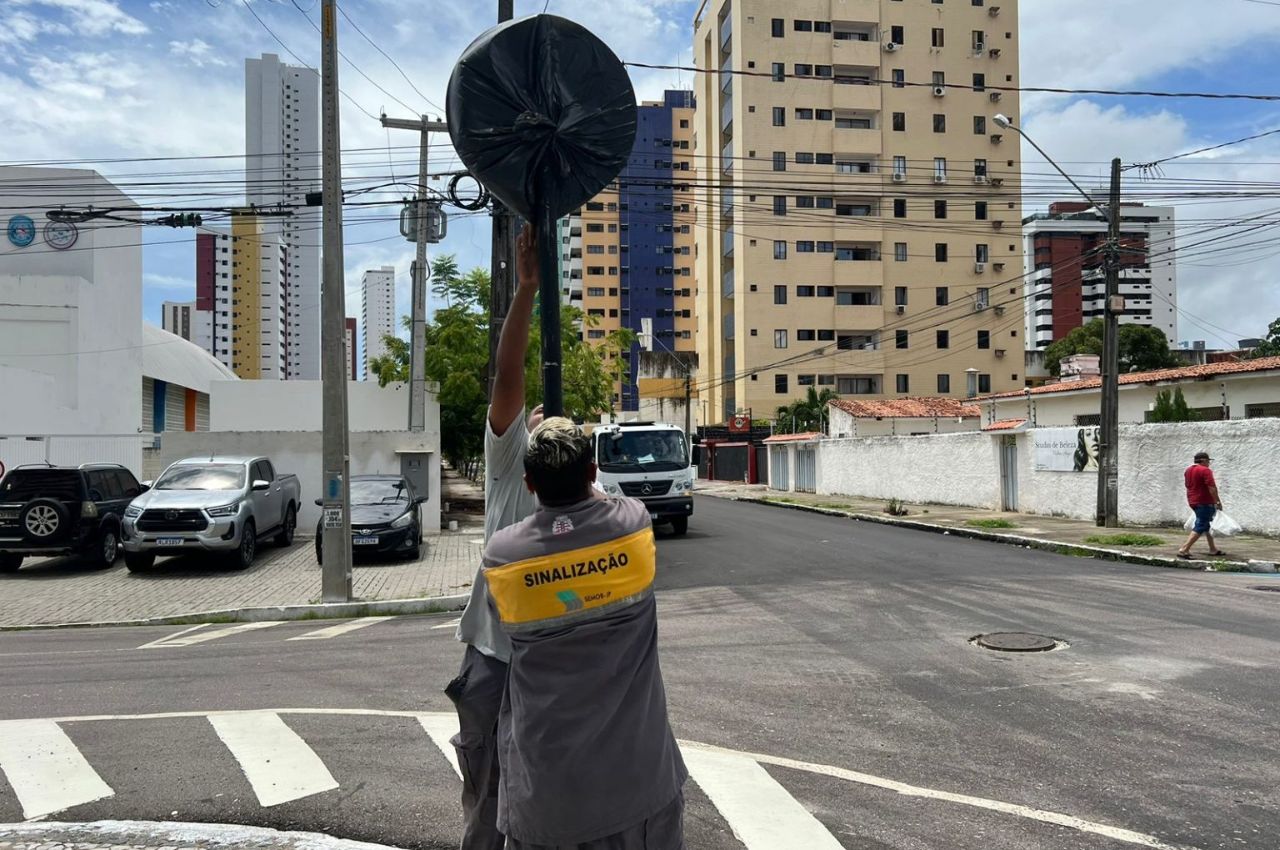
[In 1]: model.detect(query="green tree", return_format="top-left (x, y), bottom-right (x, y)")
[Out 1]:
top-left (1245, 317), bottom-right (1280, 359)
top-left (775, 387), bottom-right (839, 434)
top-left (1043, 319), bottom-right (1181, 376)
top-left (1148, 387), bottom-right (1197, 423)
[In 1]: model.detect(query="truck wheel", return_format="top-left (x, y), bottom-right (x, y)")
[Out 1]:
top-left (0, 553), bottom-right (22, 573)
top-left (670, 516), bottom-right (689, 536)
top-left (230, 520), bottom-right (257, 571)
top-left (275, 504), bottom-right (296, 547)
top-left (125, 552), bottom-right (155, 573)
top-left (88, 524), bottom-right (120, 568)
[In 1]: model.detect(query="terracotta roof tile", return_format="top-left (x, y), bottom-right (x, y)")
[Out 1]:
top-left (982, 418), bottom-right (1028, 432)
top-left (980, 356), bottom-right (1280, 400)
top-left (828, 397), bottom-right (981, 419)
top-left (763, 431), bottom-right (823, 443)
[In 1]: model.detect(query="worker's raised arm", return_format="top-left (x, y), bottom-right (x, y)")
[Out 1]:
top-left (489, 224), bottom-right (540, 436)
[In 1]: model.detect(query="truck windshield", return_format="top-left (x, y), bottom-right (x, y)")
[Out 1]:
top-left (155, 464), bottom-right (246, 491)
top-left (598, 430), bottom-right (688, 472)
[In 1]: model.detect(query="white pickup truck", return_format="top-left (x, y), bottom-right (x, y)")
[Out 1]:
top-left (121, 456), bottom-right (300, 572)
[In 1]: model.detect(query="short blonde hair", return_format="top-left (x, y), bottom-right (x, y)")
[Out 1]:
top-left (525, 417), bottom-right (593, 502)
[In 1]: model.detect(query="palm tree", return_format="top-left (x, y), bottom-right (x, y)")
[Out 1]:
top-left (775, 387), bottom-right (838, 434)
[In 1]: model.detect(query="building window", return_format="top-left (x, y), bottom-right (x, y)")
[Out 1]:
top-left (973, 72), bottom-right (986, 91)
top-left (772, 107), bottom-right (786, 126)
top-left (794, 19), bottom-right (813, 31)
top-left (976, 244), bottom-right (990, 263)
top-left (892, 69), bottom-right (905, 88)
top-left (974, 115), bottom-right (987, 134)
top-left (892, 112), bottom-right (905, 131)
top-left (774, 285), bottom-right (787, 304)
top-left (818, 330), bottom-right (835, 341)
top-left (794, 63), bottom-right (813, 76)
top-left (974, 158), bottom-right (988, 176)
top-left (776, 374), bottom-right (789, 393)
top-left (896, 330), bottom-right (909, 349)
top-left (894, 286), bottom-right (908, 306)
top-left (975, 201), bottom-right (988, 220)
top-left (797, 330), bottom-right (816, 341)
top-left (815, 21), bottom-right (832, 33)
top-left (771, 18), bottom-right (784, 37)
top-left (893, 199), bottom-right (907, 218)
top-left (936, 330), bottom-right (950, 349)
top-left (797, 285), bottom-right (815, 297)
top-left (796, 108), bottom-right (814, 120)
top-left (896, 374), bottom-right (910, 394)
top-left (890, 25), bottom-right (904, 43)
top-left (933, 114), bottom-right (947, 133)
top-left (772, 62), bottom-right (785, 82)
top-left (797, 241), bottom-right (815, 252)
top-left (895, 242), bottom-right (908, 262)
top-left (931, 27), bottom-right (944, 47)
top-left (935, 200), bottom-right (947, 219)
top-left (935, 243), bottom-right (948, 262)
top-left (773, 151), bottom-right (786, 171)
top-left (795, 152), bottom-right (815, 164)
top-left (978, 373), bottom-right (992, 394)
top-left (936, 286), bottom-right (949, 306)
top-left (973, 30), bottom-right (986, 50)
top-left (774, 240), bottom-right (787, 259)
top-left (773, 196), bottom-right (787, 216)
top-left (935, 157), bottom-right (948, 180)
top-left (933, 71), bottom-right (946, 86)
top-left (774, 330), bottom-right (788, 349)
top-left (938, 374), bottom-right (951, 393)
top-left (978, 330), bottom-right (991, 350)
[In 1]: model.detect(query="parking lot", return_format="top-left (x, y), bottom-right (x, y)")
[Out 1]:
top-left (0, 530), bottom-right (479, 627)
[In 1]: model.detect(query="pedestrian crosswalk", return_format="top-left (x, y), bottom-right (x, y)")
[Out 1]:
top-left (134, 617), bottom-right (402, 649)
top-left (0, 709), bottom-right (1185, 850)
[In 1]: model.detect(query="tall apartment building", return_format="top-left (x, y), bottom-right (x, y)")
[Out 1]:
top-left (162, 301), bottom-right (195, 341)
top-left (361, 266), bottom-right (396, 379)
top-left (246, 53), bottom-right (321, 380)
top-left (693, 0), bottom-right (1023, 420)
top-left (557, 91), bottom-right (697, 411)
top-left (1022, 201), bottom-right (1177, 349)
top-left (192, 218), bottom-right (289, 380)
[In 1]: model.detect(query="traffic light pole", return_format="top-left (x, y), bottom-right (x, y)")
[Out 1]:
top-left (539, 200), bottom-right (563, 417)
top-left (319, 0), bottom-right (352, 602)
top-left (488, 0), bottom-right (517, 401)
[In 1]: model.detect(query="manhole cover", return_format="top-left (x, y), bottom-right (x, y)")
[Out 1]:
top-left (1250, 585), bottom-right (1280, 593)
top-left (974, 632), bottom-right (1058, 652)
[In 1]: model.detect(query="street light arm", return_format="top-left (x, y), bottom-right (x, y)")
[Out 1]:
top-left (1000, 120), bottom-right (1104, 211)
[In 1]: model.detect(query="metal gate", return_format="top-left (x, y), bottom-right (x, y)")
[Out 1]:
top-left (769, 446), bottom-right (789, 491)
top-left (755, 446), bottom-right (770, 486)
top-left (1000, 435), bottom-right (1018, 511)
top-left (795, 446), bottom-right (817, 493)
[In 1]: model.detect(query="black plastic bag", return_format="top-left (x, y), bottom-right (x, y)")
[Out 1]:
top-left (446, 14), bottom-right (638, 222)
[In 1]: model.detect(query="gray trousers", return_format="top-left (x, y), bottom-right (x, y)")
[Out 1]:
top-left (446, 645), bottom-right (508, 850)
top-left (503, 793), bottom-right (685, 850)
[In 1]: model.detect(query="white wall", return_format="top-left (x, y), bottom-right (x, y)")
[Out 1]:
top-left (209, 380), bottom-right (436, 434)
top-left (817, 432), bottom-right (1002, 509)
top-left (0, 435), bottom-right (145, 479)
top-left (829, 406), bottom-right (980, 438)
top-left (159, 430), bottom-right (441, 534)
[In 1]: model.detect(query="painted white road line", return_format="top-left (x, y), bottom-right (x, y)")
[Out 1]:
top-left (416, 714), bottom-right (462, 781)
top-left (138, 621), bottom-right (282, 649)
top-left (134, 624), bottom-right (209, 649)
top-left (207, 712), bottom-right (339, 807)
top-left (683, 741), bottom-right (1196, 850)
top-left (682, 746), bottom-right (844, 850)
top-left (429, 617), bottom-right (462, 630)
top-left (0, 719), bottom-right (114, 820)
top-left (287, 617), bottom-right (391, 641)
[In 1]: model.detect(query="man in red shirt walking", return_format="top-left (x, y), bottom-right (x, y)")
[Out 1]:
top-left (1178, 451), bottom-right (1225, 559)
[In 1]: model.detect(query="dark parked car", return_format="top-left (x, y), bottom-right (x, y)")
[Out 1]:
top-left (315, 475), bottom-right (426, 563)
top-left (0, 463), bottom-right (144, 572)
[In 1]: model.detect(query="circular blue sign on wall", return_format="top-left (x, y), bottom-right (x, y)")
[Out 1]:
top-left (7, 215), bottom-right (35, 248)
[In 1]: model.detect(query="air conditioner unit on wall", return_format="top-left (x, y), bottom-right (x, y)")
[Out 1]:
top-left (989, 92), bottom-right (1002, 102)
top-left (896, 304), bottom-right (906, 315)
top-left (974, 262), bottom-right (986, 274)
top-left (933, 175), bottom-right (948, 184)
top-left (991, 219), bottom-right (1004, 229)
top-left (932, 86), bottom-right (947, 97)
top-left (989, 48), bottom-right (1002, 58)
top-left (995, 349), bottom-right (1007, 358)
top-left (883, 42), bottom-right (900, 52)
top-left (990, 177), bottom-right (1005, 187)
top-left (892, 173), bottom-right (906, 183)
top-left (989, 6), bottom-right (1002, 16)
top-left (990, 133), bottom-right (1004, 144)
top-left (974, 175), bottom-right (989, 185)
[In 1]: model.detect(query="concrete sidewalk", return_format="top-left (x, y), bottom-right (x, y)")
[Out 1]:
top-left (0, 821), bottom-right (406, 850)
top-left (696, 480), bottom-right (1279, 572)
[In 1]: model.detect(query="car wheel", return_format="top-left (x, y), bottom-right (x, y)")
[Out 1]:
top-left (20, 498), bottom-right (70, 543)
top-left (275, 504), bottom-right (297, 547)
top-left (0, 553), bottom-right (22, 573)
top-left (89, 524), bottom-right (120, 568)
top-left (669, 516), bottom-right (689, 536)
top-left (230, 520), bottom-right (256, 570)
top-left (124, 552), bottom-right (155, 573)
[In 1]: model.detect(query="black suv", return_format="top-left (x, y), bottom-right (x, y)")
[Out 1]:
top-left (0, 464), bottom-right (144, 572)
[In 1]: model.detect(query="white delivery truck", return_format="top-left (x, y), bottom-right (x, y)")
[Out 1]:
top-left (591, 421), bottom-right (694, 535)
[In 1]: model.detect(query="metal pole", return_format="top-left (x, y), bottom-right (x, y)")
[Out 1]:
top-left (319, 0), bottom-right (352, 602)
top-left (538, 201), bottom-right (563, 416)
top-left (409, 117), bottom-right (429, 432)
top-left (488, 0), bottom-right (517, 400)
top-left (684, 371), bottom-right (692, 446)
top-left (1098, 157), bottom-right (1122, 527)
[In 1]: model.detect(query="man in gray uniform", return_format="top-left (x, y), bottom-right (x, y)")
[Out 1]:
top-left (447, 225), bottom-right (541, 850)
top-left (481, 418), bottom-right (686, 849)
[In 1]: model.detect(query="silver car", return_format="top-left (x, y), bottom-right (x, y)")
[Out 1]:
top-left (121, 456), bottom-right (300, 572)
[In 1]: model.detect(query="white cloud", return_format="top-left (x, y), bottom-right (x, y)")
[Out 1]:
top-left (9, 0), bottom-right (148, 37)
top-left (169, 38), bottom-right (229, 67)
top-left (143, 272), bottom-right (194, 292)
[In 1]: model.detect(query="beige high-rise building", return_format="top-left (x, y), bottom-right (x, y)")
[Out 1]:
top-left (693, 0), bottom-right (1023, 421)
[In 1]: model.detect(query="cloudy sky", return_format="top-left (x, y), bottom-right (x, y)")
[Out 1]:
top-left (2, 0), bottom-right (1278, 350)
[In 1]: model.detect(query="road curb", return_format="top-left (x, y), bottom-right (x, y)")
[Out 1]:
top-left (0, 594), bottom-right (470, 632)
top-left (707, 492), bottom-right (1250, 573)
top-left (0, 820), bottom-right (408, 850)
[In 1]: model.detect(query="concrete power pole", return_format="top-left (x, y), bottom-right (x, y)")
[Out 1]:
top-left (381, 115), bottom-right (448, 432)
top-left (319, 0), bottom-right (352, 601)
top-left (1097, 157), bottom-right (1123, 527)
top-left (487, 0), bottom-right (517, 401)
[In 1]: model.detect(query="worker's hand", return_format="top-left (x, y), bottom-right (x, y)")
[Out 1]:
top-left (527, 404), bottom-right (544, 431)
top-left (516, 224), bottom-right (539, 293)
top-left (1216, 501), bottom-right (1223, 510)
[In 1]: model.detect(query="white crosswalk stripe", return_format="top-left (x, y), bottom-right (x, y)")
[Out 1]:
top-left (136, 621), bottom-right (282, 649)
top-left (207, 711), bottom-right (339, 807)
top-left (287, 616), bottom-right (392, 641)
top-left (417, 714), bottom-right (462, 780)
top-left (0, 718), bottom-right (113, 820)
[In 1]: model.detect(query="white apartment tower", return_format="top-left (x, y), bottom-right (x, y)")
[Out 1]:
top-left (361, 266), bottom-right (396, 378)
top-left (246, 53), bottom-right (321, 380)
top-left (162, 301), bottom-right (195, 341)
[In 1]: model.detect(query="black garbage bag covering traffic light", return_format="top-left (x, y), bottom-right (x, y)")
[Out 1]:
top-left (446, 14), bottom-right (638, 417)
top-left (445, 13), bottom-right (638, 222)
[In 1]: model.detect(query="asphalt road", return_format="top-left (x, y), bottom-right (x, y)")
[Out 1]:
top-left (0, 497), bottom-right (1276, 849)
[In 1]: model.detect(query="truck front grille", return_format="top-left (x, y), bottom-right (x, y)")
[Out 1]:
top-left (620, 480), bottom-right (672, 497)
top-left (137, 509), bottom-right (209, 532)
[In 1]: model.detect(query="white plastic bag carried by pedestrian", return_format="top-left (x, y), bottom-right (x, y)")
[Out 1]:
top-left (1183, 511), bottom-right (1243, 537)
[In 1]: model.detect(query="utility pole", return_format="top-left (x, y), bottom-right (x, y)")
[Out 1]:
top-left (684, 371), bottom-right (692, 444)
top-left (488, 0), bottom-right (517, 400)
top-left (381, 114), bottom-right (448, 432)
top-left (319, 0), bottom-right (352, 602)
top-left (1097, 157), bottom-right (1123, 527)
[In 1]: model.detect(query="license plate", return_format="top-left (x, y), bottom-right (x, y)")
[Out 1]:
top-left (155, 537), bottom-right (184, 547)
top-left (0, 511), bottom-right (17, 521)
top-left (353, 537), bottom-right (380, 546)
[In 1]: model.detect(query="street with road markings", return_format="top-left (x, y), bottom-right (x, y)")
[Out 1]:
top-left (0, 498), bottom-right (1276, 849)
